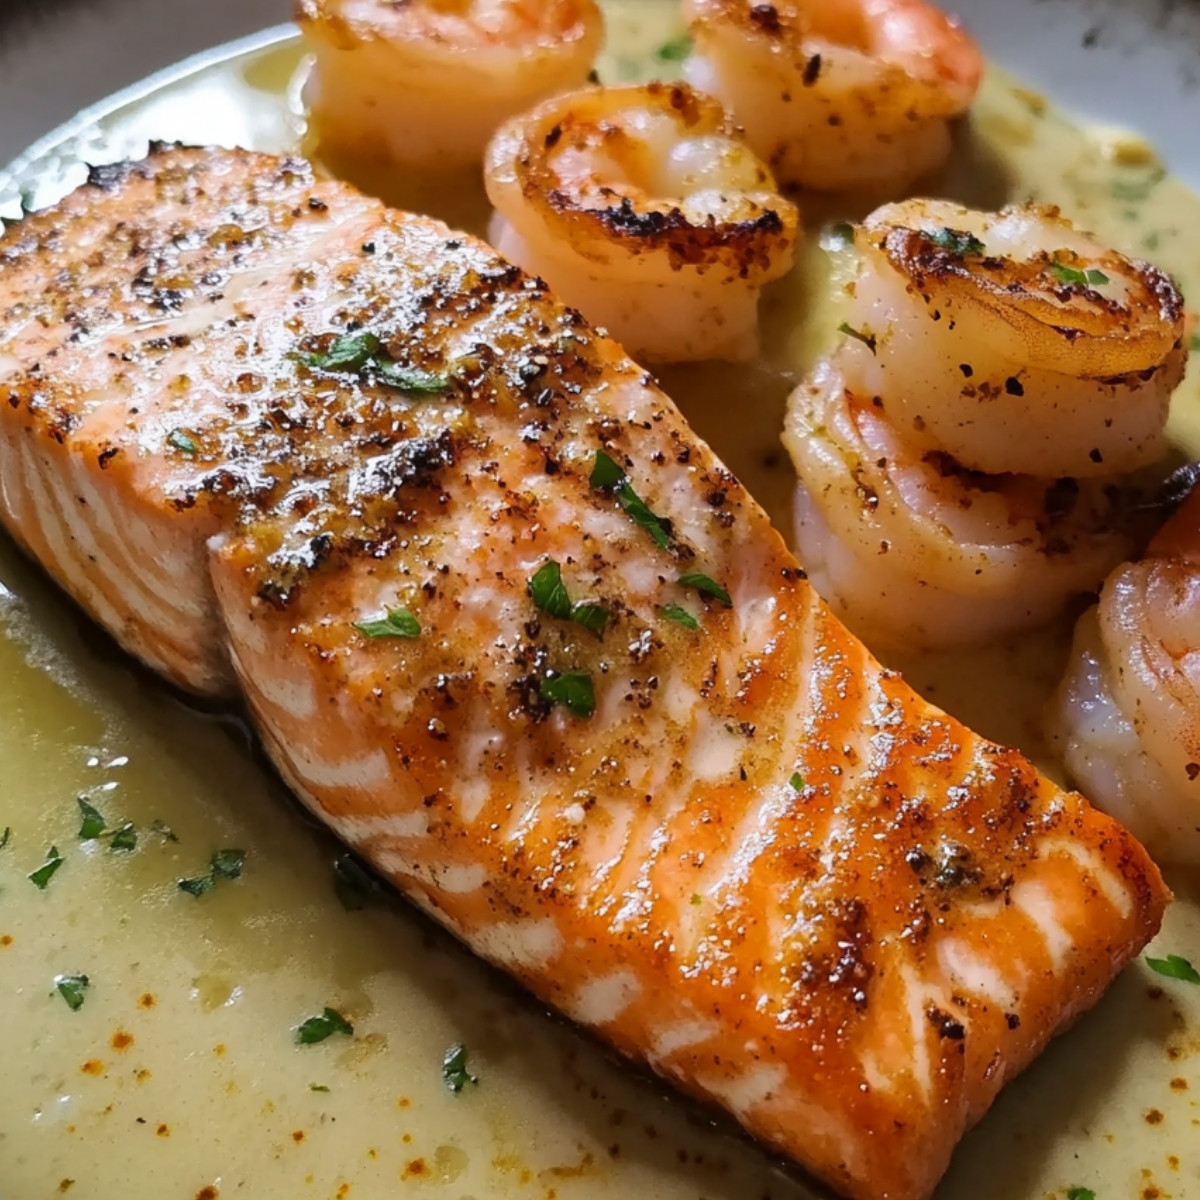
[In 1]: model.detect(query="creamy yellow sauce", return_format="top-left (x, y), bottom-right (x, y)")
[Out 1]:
top-left (1, 8), bottom-right (1199, 1200)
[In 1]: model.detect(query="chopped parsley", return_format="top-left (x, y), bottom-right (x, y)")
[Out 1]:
top-left (309, 1083), bottom-right (330, 1093)
top-left (29, 845), bottom-right (64, 889)
top-left (589, 449), bottom-right (625, 490)
top-left (109, 822), bottom-right (137, 852)
top-left (528, 561), bottom-right (573, 620)
top-left (569, 602), bottom-right (610, 637)
top-left (838, 322), bottom-right (877, 355)
top-left (178, 848), bottom-right (245, 897)
top-left (589, 450), bottom-right (672, 550)
top-left (55, 973), bottom-right (90, 1012)
top-left (77, 798), bottom-right (106, 840)
top-left (656, 33), bottom-right (693, 62)
top-left (333, 853), bottom-right (379, 912)
top-left (1067, 1189), bottom-right (1096, 1200)
top-left (690, 893), bottom-right (703, 906)
top-left (353, 607), bottom-right (421, 640)
top-left (659, 603), bottom-right (700, 632)
top-left (1146, 953), bottom-right (1200, 984)
top-left (442, 1042), bottom-right (479, 1092)
top-left (790, 773), bottom-right (805, 791)
top-left (296, 331), bottom-right (449, 395)
top-left (528, 561), bottom-right (610, 635)
top-left (166, 429), bottom-right (198, 456)
top-left (929, 227), bottom-right (986, 257)
top-left (540, 671), bottom-right (596, 719)
top-left (1188, 333), bottom-right (1200, 354)
top-left (678, 572), bottom-right (732, 607)
top-left (1048, 262), bottom-right (1110, 287)
top-left (76, 797), bottom-right (137, 851)
top-left (294, 1007), bottom-right (354, 1045)
top-left (0, 826), bottom-right (10, 849)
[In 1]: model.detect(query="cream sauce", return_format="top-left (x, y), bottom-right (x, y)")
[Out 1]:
top-left (1, 8), bottom-right (1199, 1200)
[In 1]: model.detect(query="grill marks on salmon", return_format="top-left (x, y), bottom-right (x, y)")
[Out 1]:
top-left (0, 145), bottom-right (1169, 1200)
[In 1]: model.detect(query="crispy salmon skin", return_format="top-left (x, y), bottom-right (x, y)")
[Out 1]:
top-left (0, 145), bottom-right (1169, 1200)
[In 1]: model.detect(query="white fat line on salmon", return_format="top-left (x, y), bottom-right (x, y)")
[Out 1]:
top-left (567, 969), bottom-right (642, 1027)
top-left (1011, 877), bottom-right (1075, 971)
top-left (471, 917), bottom-right (563, 973)
top-left (1044, 837), bottom-right (1135, 919)
top-left (19, 440), bottom-right (127, 638)
top-left (936, 938), bottom-right (1019, 1014)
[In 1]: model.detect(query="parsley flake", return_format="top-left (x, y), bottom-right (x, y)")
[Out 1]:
top-left (656, 33), bottom-right (693, 62)
top-left (0, 826), bottom-right (10, 850)
top-left (529, 561), bottom-right (610, 635)
top-left (929, 227), bottom-right (986, 257)
top-left (55, 973), bottom-right (90, 1012)
top-left (1190, 333), bottom-right (1200, 354)
top-left (570, 602), bottom-right (610, 637)
top-left (309, 1083), bottom-right (330, 1093)
top-left (109, 822), bottom-right (137, 853)
top-left (166, 429), bottom-right (198, 456)
top-left (178, 848), bottom-right (245, 897)
top-left (678, 572), bottom-right (732, 607)
top-left (540, 671), bottom-right (596, 719)
top-left (1146, 953), bottom-right (1200, 984)
top-left (296, 331), bottom-right (450, 395)
top-left (589, 451), bottom-right (672, 550)
top-left (690, 893), bottom-right (703, 906)
top-left (442, 1042), bottom-right (479, 1093)
top-left (1067, 1189), bottom-right (1096, 1200)
top-left (790, 773), bottom-right (805, 791)
top-left (29, 845), bottom-right (65, 889)
top-left (354, 607), bottom-right (421, 640)
top-left (838, 322), bottom-right (878, 355)
top-left (77, 797), bottom-right (106, 840)
top-left (529, 561), bottom-right (574, 620)
top-left (294, 1007), bottom-right (354, 1045)
top-left (659, 603), bottom-right (700, 632)
top-left (1048, 262), bottom-right (1110, 287)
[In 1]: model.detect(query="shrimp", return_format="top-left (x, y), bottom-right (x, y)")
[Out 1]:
top-left (681, 0), bottom-right (982, 192)
top-left (838, 199), bottom-right (1187, 479)
top-left (484, 81), bottom-right (800, 362)
top-left (297, 0), bottom-right (604, 171)
top-left (783, 359), bottom-right (1144, 650)
top-left (1049, 485), bottom-right (1200, 865)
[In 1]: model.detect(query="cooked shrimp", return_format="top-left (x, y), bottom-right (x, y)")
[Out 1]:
top-left (297, 0), bottom-right (604, 170)
top-left (840, 199), bottom-right (1187, 478)
top-left (681, 0), bottom-right (982, 192)
top-left (1050, 486), bottom-right (1200, 864)
top-left (783, 360), bottom-right (1144, 649)
top-left (484, 81), bottom-right (800, 362)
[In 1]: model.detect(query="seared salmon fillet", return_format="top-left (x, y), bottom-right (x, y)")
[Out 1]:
top-left (0, 145), bottom-right (1169, 1200)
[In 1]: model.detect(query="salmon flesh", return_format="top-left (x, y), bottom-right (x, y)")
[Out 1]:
top-left (0, 146), bottom-right (1169, 1200)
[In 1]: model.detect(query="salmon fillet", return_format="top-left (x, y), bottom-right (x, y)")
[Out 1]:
top-left (0, 145), bottom-right (1169, 1200)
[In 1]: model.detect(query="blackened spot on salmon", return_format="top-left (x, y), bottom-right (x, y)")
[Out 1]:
top-left (928, 1007), bottom-right (966, 1040)
top-left (749, 3), bottom-right (783, 34)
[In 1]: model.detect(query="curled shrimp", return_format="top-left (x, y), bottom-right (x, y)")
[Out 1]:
top-left (839, 199), bottom-right (1187, 479)
top-left (681, 0), bottom-right (982, 192)
top-left (297, 0), bottom-right (604, 170)
top-left (484, 81), bottom-right (800, 362)
top-left (1050, 485), bottom-right (1200, 864)
top-left (783, 360), bottom-right (1142, 650)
